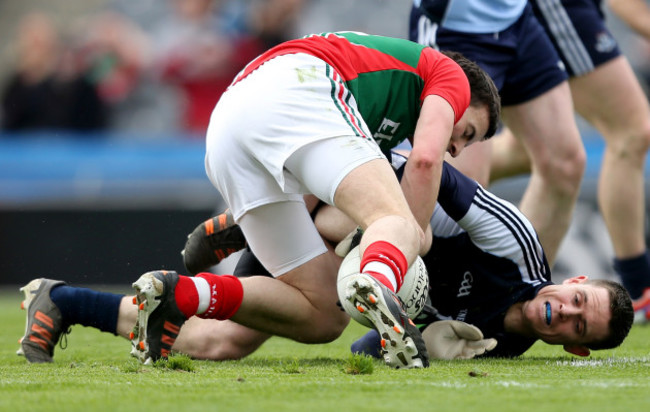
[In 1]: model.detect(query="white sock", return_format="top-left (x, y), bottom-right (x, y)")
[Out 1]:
top-left (191, 276), bottom-right (211, 315)
top-left (362, 261), bottom-right (398, 291)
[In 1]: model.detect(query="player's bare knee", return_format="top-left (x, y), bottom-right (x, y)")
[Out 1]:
top-left (536, 145), bottom-right (585, 194)
top-left (629, 119), bottom-right (650, 154)
top-left (200, 341), bottom-right (254, 361)
top-left (177, 328), bottom-right (252, 361)
top-left (301, 310), bottom-right (349, 343)
top-left (602, 121), bottom-right (650, 166)
top-left (318, 314), bottom-right (349, 343)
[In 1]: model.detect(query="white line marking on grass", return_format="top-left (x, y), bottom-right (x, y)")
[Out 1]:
top-left (552, 356), bottom-right (650, 367)
top-left (493, 381), bottom-right (546, 388)
top-left (577, 381), bottom-right (649, 388)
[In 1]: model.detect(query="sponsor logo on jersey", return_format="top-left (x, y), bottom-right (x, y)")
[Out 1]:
top-left (456, 308), bottom-right (468, 322)
top-left (457, 271), bottom-right (473, 297)
top-left (373, 118), bottom-right (400, 144)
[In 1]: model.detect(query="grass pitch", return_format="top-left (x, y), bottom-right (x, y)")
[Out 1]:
top-left (1, 287), bottom-right (649, 411)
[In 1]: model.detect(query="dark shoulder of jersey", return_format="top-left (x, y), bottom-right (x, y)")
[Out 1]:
top-left (436, 158), bottom-right (477, 220)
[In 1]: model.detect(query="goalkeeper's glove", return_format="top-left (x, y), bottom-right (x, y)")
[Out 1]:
top-left (422, 320), bottom-right (497, 360)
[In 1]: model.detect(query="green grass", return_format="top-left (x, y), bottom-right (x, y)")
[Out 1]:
top-left (1, 288), bottom-right (649, 411)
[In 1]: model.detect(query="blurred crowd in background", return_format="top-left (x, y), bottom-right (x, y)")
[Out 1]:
top-left (1, 0), bottom-right (648, 138)
top-left (0, 0), bottom-right (418, 137)
top-left (0, 0), bottom-right (310, 136)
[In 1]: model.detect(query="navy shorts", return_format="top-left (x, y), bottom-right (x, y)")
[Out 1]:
top-left (410, 3), bottom-right (568, 106)
top-left (531, 0), bottom-right (621, 77)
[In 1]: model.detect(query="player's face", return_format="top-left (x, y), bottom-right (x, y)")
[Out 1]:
top-left (522, 277), bottom-right (611, 346)
top-left (448, 104), bottom-right (490, 157)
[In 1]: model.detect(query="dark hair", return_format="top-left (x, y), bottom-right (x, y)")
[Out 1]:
top-left (440, 50), bottom-right (501, 139)
top-left (585, 279), bottom-right (633, 350)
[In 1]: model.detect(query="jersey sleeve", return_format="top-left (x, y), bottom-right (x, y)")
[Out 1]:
top-left (437, 161), bottom-right (479, 221)
top-left (438, 161), bottom-right (551, 286)
top-left (417, 48), bottom-right (471, 123)
top-left (457, 186), bottom-right (551, 286)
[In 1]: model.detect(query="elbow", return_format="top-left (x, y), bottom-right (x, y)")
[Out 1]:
top-left (408, 152), bottom-right (442, 174)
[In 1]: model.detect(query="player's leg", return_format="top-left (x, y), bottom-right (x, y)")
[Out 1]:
top-left (128, 162), bottom-right (423, 365)
top-left (225, 202), bottom-right (349, 342)
top-left (502, 81), bottom-right (586, 264)
top-left (569, 56), bottom-right (650, 303)
top-left (118, 299), bottom-right (272, 361)
top-left (17, 278), bottom-right (273, 363)
top-left (531, 0), bottom-right (650, 315)
top-left (169, 158), bottom-right (428, 367)
top-left (283, 137), bottom-right (429, 368)
top-left (129, 215), bottom-right (349, 364)
top-left (485, 3), bottom-right (586, 264)
top-left (489, 127), bottom-right (531, 183)
top-left (18, 279), bottom-right (124, 363)
top-left (323, 156), bottom-right (429, 368)
top-left (117, 295), bottom-right (272, 360)
top-left (118, 299), bottom-right (271, 360)
top-left (171, 317), bottom-right (271, 360)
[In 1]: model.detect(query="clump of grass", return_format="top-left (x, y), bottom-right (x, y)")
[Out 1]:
top-left (153, 353), bottom-right (195, 372)
top-left (343, 354), bottom-right (374, 375)
top-left (275, 358), bottom-right (304, 374)
top-left (121, 359), bottom-right (143, 373)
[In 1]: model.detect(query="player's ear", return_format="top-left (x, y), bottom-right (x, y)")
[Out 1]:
top-left (562, 275), bottom-right (588, 285)
top-left (564, 344), bottom-right (590, 357)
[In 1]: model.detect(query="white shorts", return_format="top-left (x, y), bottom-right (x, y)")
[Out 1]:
top-left (204, 53), bottom-right (386, 276)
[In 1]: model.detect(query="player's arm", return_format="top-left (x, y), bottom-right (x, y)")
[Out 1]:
top-left (401, 94), bottom-right (455, 248)
top-left (609, 0), bottom-right (650, 40)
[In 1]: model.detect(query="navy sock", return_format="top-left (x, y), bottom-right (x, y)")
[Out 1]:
top-left (350, 329), bottom-right (382, 359)
top-left (613, 251), bottom-right (650, 299)
top-left (50, 285), bottom-right (123, 335)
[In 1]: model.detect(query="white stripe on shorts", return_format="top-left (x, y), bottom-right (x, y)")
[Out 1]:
top-left (535, 0), bottom-right (594, 75)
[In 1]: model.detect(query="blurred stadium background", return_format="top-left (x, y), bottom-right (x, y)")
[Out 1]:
top-left (0, 0), bottom-right (649, 286)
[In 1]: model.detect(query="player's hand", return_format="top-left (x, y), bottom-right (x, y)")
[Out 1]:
top-left (334, 227), bottom-right (363, 257)
top-left (422, 320), bottom-right (497, 360)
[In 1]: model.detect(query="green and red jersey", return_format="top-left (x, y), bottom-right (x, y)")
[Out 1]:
top-left (231, 32), bottom-right (471, 152)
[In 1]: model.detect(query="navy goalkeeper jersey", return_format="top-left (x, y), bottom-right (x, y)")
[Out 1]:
top-left (393, 152), bottom-right (552, 357)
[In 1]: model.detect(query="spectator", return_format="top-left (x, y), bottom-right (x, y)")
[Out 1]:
top-left (149, 0), bottom-right (304, 134)
top-left (71, 10), bottom-right (171, 132)
top-left (1, 12), bottom-right (107, 132)
top-left (149, 0), bottom-right (253, 134)
top-left (245, 0), bottom-right (305, 49)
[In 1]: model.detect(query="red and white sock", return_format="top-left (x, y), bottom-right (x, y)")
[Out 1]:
top-left (360, 241), bottom-right (407, 293)
top-left (174, 273), bottom-right (243, 320)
